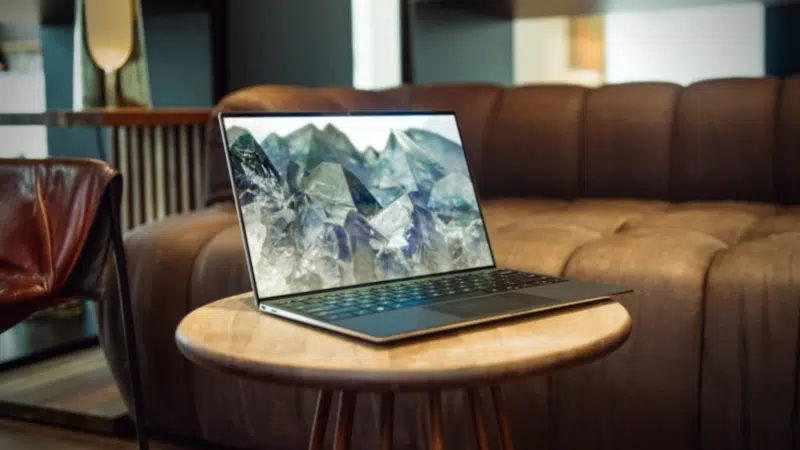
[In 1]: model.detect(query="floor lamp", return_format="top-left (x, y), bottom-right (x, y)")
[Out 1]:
top-left (74, 0), bottom-right (152, 109)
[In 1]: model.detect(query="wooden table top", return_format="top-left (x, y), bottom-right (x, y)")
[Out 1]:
top-left (175, 293), bottom-right (631, 391)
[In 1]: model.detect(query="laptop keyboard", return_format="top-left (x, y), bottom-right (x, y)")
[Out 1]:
top-left (269, 269), bottom-right (566, 322)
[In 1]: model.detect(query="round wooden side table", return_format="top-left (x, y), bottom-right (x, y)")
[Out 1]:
top-left (175, 293), bottom-right (631, 450)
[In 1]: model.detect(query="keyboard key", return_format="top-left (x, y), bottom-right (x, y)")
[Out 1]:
top-left (272, 269), bottom-right (566, 319)
top-left (325, 312), bottom-right (354, 321)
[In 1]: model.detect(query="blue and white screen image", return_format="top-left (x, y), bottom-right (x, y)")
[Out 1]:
top-left (223, 114), bottom-right (494, 299)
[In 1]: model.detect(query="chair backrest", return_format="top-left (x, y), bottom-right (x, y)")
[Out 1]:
top-left (0, 158), bottom-right (120, 330)
top-left (202, 77), bottom-right (800, 206)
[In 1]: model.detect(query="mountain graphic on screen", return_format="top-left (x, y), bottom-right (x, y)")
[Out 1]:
top-left (226, 122), bottom-right (492, 297)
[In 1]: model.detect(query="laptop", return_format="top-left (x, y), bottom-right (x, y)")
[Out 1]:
top-left (218, 111), bottom-right (631, 343)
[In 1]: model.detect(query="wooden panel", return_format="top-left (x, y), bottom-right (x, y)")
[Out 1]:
top-left (166, 126), bottom-right (179, 214)
top-left (128, 127), bottom-right (143, 228)
top-left (178, 125), bottom-right (192, 213)
top-left (0, 109), bottom-right (211, 231)
top-left (142, 127), bottom-right (156, 224)
top-left (107, 124), bottom-right (206, 231)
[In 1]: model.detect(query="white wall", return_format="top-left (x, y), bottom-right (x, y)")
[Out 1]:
top-left (0, 51), bottom-right (47, 159)
top-left (512, 17), bottom-right (604, 86)
top-left (513, 17), bottom-right (568, 84)
top-left (512, 3), bottom-right (765, 87)
top-left (605, 3), bottom-right (765, 85)
top-left (351, 0), bottom-right (402, 90)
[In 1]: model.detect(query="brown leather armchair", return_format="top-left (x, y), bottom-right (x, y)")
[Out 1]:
top-left (101, 77), bottom-right (800, 450)
top-left (0, 159), bottom-right (149, 449)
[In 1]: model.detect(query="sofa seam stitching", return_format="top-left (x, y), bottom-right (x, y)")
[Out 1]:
top-left (697, 246), bottom-right (724, 450)
top-left (476, 86), bottom-right (505, 198)
top-left (577, 87), bottom-right (590, 200)
top-left (773, 78), bottom-right (787, 205)
top-left (791, 261), bottom-right (800, 450)
top-left (667, 84), bottom-right (684, 202)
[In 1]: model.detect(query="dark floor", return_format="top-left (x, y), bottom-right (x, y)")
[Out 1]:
top-left (0, 346), bottom-right (130, 434)
top-left (0, 313), bottom-right (232, 449)
top-left (0, 418), bottom-right (188, 450)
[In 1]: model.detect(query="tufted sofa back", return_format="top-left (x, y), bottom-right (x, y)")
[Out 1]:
top-left (203, 77), bottom-right (800, 207)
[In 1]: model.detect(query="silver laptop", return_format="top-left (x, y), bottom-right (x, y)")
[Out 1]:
top-left (219, 111), bottom-right (631, 343)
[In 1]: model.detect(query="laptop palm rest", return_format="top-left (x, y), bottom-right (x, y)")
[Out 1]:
top-left (426, 293), bottom-right (552, 319)
top-left (337, 293), bottom-right (553, 340)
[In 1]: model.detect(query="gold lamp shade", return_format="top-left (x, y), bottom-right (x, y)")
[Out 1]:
top-left (73, 0), bottom-right (151, 109)
top-left (84, 0), bottom-right (134, 73)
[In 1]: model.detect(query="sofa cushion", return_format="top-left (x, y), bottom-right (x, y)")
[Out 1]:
top-left (484, 199), bottom-right (800, 274)
top-left (482, 85), bottom-right (587, 199)
top-left (204, 77), bottom-right (800, 209)
top-left (702, 232), bottom-right (800, 450)
top-left (483, 198), bottom-right (800, 450)
top-left (672, 78), bottom-right (781, 202)
top-left (581, 83), bottom-right (680, 200)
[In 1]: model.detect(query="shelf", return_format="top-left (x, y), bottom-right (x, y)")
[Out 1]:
top-left (432, 0), bottom-right (800, 18)
top-left (0, 108), bottom-right (212, 127)
top-left (0, 41), bottom-right (41, 54)
top-left (1, 0), bottom-right (220, 25)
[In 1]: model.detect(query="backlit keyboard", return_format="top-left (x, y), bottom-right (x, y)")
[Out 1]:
top-left (269, 269), bottom-right (566, 322)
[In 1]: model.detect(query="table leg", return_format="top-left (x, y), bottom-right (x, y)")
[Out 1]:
top-left (334, 391), bottom-right (357, 450)
top-left (308, 390), bottom-right (333, 450)
top-left (308, 388), bottom-right (512, 450)
top-left (427, 390), bottom-right (445, 450)
top-left (379, 392), bottom-right (394, 450)
top-left (467, 389), bottom-right (490, 450)
top-left (490, 386), bottom-right (515, 450)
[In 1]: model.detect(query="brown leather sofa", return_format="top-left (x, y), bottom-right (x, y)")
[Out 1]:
top-left (99, 77), bottom-right (800, 450)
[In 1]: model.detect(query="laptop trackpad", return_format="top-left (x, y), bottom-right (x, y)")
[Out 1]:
top-left (426, 293), bottom-right (551, 319)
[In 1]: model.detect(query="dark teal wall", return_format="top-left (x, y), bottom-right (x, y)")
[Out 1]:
top-left (146, 13), bottom-right (213, 108)
top-left (226, 0), bottom-right (353, 91)
top-left (41, 13), bottom-right (214, 158)
top-left (40, 25), bottom-right (101, 159)
top-left (766, 4), bottom-right (800, 77)
top-left (411, 4), bottom-right (513, 85)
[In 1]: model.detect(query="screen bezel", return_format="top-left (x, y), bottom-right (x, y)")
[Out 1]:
top-left (218, 110), bottom-right (498, 304)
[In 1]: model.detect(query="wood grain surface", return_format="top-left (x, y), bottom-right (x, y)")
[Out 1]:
top-left (0, 347), bottom-right (130, 435)
top-left (175, 293), bottom-right (631, 391)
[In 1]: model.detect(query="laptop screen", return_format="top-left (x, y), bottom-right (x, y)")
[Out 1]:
top-left (221, 112), bottom-right (495, 300)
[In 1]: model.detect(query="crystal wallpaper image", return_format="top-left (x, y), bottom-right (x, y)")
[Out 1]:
top-left (224, 114), bottom-right (494, 298)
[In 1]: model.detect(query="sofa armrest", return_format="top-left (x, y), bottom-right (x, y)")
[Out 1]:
top-left (97, 203), bottom-right (239, 439)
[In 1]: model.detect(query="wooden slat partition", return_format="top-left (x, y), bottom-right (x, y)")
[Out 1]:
top-left (108, 122), bottom-right (208, 231)
top-left (0, 108), bottom-right (212, 231)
